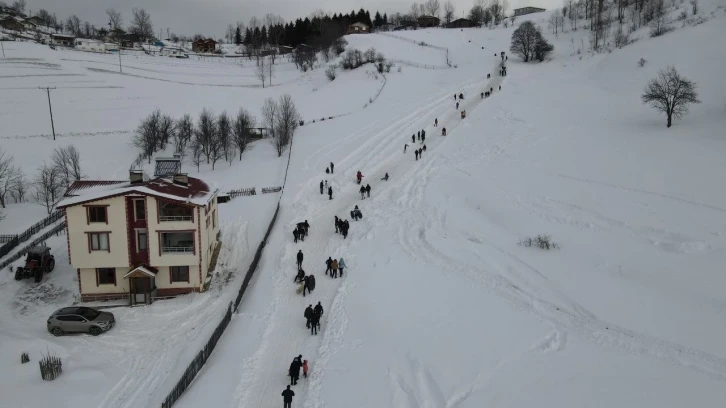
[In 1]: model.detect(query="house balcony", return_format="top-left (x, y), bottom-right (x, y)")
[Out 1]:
top-left (160, 231), bottom-right (195, 254)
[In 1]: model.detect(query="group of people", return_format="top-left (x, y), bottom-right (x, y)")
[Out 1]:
top-left (325, 162), bottom-right (335, 174)
top-left (304, 302), bottom-right (324, 334)
top-left (500, 66), bottom-right (507, 76)
top-left (334, 215), bottom-right (351, 238)
top-left (292, 220), bottom-right (310, 243)
top-left (324, 256), bottom-right (346, 278)
top-left (359, 183), bottom-right (372, 199)
top-left (411, 129), bottom-right (426, 144)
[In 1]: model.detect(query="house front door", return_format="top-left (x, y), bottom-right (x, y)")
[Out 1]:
top-left (132, 277), bottom-right (151, 304)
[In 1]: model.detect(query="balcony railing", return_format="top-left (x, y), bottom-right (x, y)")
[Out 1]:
top-left (159, 215), bottom-right (193, 222)
top-left (161, 246), bottom-right (194, 254)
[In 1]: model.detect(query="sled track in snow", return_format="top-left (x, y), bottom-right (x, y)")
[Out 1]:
top-left (232, 58), bottom-right (508, 408)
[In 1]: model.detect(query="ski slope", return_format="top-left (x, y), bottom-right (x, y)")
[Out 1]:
top-left (2, 1), bottom-right (726, 406)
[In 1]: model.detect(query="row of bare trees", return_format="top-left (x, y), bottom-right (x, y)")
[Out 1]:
top-left (0, 145), bottom-right (83, 216)
top-left (262, 95), bottom-right (302, 157)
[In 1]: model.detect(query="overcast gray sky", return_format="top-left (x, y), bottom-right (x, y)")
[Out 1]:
top-left (26, 0), bottom-right (558, 37)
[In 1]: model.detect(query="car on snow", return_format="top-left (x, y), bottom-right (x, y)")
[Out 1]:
top-left (47, 307), bottom-right (115, 336)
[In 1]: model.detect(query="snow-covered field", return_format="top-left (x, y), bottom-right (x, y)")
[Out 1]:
top-left (2, 1), bottom-right (726, 407)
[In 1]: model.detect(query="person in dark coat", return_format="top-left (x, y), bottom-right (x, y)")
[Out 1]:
top-left (297, 226), bottom-right (305, 242)
top-left (481, 92), bottom-right (484, 98)
top-left (459, 93), bottom-right (464, 99)
top-left (282, 385), bottom-right (295, 408)
top-left (310, 311), bottom-right (320, 335)
top-left (297, 250), bottom-right (303, 270)
top-left (328, 186), bottom-right (333, 200)
top-left (293, 228), bottom-right (299, 243)
top-left (421, 132), bottom-right (425, 143)
top-left (304, 304), bottom-right (313, 328)
top-left (442, 127), bottom-right (447, 136)
top-left (499, 85), bottom-right (501, 90)
top-left (412, 134), bottom-right (415, 143)
top-left (359, 185), bottom-right (366, 199)
top-left (325, 167), bottom-right (329, 174)
top-left (302, 275), bottom-right (310, 297)
top-left (303, 220), bottom-right (310, 235)
top-left (456, 102), bottom-right (459, 109)
top-left (319, 180), bottom-right (323, 194)
top-left (415, 150), bottom-right (419, 160)
top-left (381, 173), bottom-right (389, 181)
top-left (418, 148), bottom-right (423, 157)
top-left (417, 131), bottom-right (420, 141)
top-left (423, 145), bottom-right (427, 152)
top-left (296, 222), bottom-right (306, 237)
top-left (454, 94), bottom-right (457, 100)
top-left (434, 118), bottom-right (438, 127)
top-left (365, 184), bottom-right (371, 198)
top-left (295, 268), bottom-right (305, 283)
top-left (289, 359), bottom-right (302, 385)
top-left (325, 257), bottom-right (333, 275)
top-left (404, 143), bottom-right (408, 153)
top-left (330, 162), bottom-right (334, 173)
top-left (308, 274), bottom-right (315, 291)
top-left (356, 171), bottom-right (363, 184)
top-left (342, 221), bottom-right (349, 239)
top-left (334, 216), bottom-right (339, 233)
top-left (314, 302), bottom-right (324, 318)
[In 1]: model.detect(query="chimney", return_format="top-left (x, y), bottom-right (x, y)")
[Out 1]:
top-left (129, 170), bottom-right (144, 184)
top-left (173, 173), bottom-right (189, 186)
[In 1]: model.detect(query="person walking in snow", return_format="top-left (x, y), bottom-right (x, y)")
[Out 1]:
top-left (415, 150), bottom-right (419, 160)
top-left (423, 145), bottom-right (427, 152)
top-left (289, 359), bottom-right (302, 385)
top-left (381, 173), bottom-right (389, 181)
top-left (421, 131), bottom-right (425, 143)
top-left (419, 148), bottom-right (423, 157)
top-left (324, 180), bottom-right (328, 189)
top-left (359, 185), bottom-right (366, 199)
top-left (319, 180), bottom-right (323, 194)
top-left (297, 250), bottom-right (303, 270)
top-left (295, 268), bottom-right (305, 284)
top-left (328, 186), bottom-right (333, 200)
top-left (342, 220), bottom-right (349, 239)
top-left (351, 205), bottom-right (362, 221)
top-left (417, 131), bottom-right (420, 141)
top-left (296, 222), bottom-right (307, 237)
top-left (303, 220), bottom-right (310, 236)
top-left (499, 85), bottom-right (501, 90)
top-left (310, 310), bottom-right (320, 335)
top-left (412, 134), bottom-right (415, 143)
top-left (365, 184), bottom-right (371, 198)
top-left (325, 167), bottom-right (329, 174)
top-left (314, 301), bottom-right (324, 318)
top-left (325, 257), bottom-right (333, 275)
top-left (330, 162), bottom-right (334, 173)
top-left (297, 226), bottom-right (306, 242)
top-left (303, 360), bottom-right (309, 378)
top-left (404, 143), bottom-right (408, 153)
top-left (334, 215), bottom-right (339, 233)
top-left (356, 170), bottom-right (363, 184)
top-left (282, 385), bottom-right (295, 408)
top-left (456, 101), bottom-right (459, 110)
top-left (434, 118), bottom-right (438, 127)
top-left (454, 94), bottom-right (457, 100)
top-left (293, 228), bottom-right (300, 243)
top-left (331, 259), bottom-right (339, 278)
top-left (304, 304), bottom-right (313, 328)
top-left (481, 92), bottom-right (484, 99)
top-left (459, 93), bottom-right (464, 99)
top-left (442, 127), bottom-right (447, 136)
top-left (338, 258), bottom-right (346, 276)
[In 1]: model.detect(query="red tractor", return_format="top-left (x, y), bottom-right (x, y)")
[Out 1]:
top-left (15, 246), bottom-right (55, 283)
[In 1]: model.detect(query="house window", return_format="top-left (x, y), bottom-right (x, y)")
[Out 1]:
top-left (137, 230), bottom-right (148, 251)
top-left (134, 199), bottom-right (146, 220)
top-left (89, 232), bottom-right (110, 251)
top-left (160, 231), bottom-right (194, 254)
top-left (96, 268), bottom-right (116, 285)
top-left (159, 202), bottom-right (193, 222)
top-left (170, 266), bottom-right (190, 282)
top-left (88, 206), bottom-right (107, 223)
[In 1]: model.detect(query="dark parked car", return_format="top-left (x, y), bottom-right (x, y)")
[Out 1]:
top-left (47, 307), bottom-right (115, 336)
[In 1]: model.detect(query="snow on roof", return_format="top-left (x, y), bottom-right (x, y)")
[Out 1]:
top-left (58, 176), bottom-right (217, 208)
top-left (123, 265), bottom-right (159, 278)
top-left (51, 33), bottom-right (75, 38)
top-left (64, 180), bottom-right (128, 197)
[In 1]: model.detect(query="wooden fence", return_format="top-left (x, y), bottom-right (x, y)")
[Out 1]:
top-left (0, 210), bottom-right (64, 261)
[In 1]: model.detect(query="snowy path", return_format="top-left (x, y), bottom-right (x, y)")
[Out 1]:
top-left (222, 62), bottom-right (507, 408)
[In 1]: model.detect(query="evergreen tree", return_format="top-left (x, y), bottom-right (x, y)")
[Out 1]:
top-left (243, 28), bottom-right (252, 45)
top-left (374, 11), bottom-right (382, 27)
top-left (261, 25), bottom-right (268, 45)
top-left (365, 10), bottom-right (372, 27)
top-left (383, 13), bottom-right (388, 25)
top-left (234, 26), bottom-right (242, 45)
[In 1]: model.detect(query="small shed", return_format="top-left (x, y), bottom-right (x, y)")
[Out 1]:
top-left (417, 15), bottom-right (440, 28)
top-left (50, 33), bottom-right (75, 47)
top-left (192, 38), bottom-right (217, 53)
top-left (446, 18), bottom-right (477, 28)
top-left (347, 22), bottom-right (370, 34)
top-left (75, 38), bottom-right (106, 52)
top-left (0, 16), bottom-right (24, 31)
top-left (120, 33), bottom-right (140, 48)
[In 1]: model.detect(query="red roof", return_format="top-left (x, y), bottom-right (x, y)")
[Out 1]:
top-left (142, 177), bottom-right (210, 199)
top-left (64, 180), bottom-right (127, 197)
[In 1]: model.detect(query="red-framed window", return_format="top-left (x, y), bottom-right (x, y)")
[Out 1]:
top-left (86, 205), bottom-right (108, 224)
top-left (87, 232), bottom-right (110, 252)
top-left (170, 266), bottom-right (190, 283)
top-left (96, 267), bottom-right (116, 285)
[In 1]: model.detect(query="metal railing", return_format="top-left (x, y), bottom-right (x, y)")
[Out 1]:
top-left (161, 246), bottom-right (194, 254)
top-left (159, 215), bottom-right (193, 222)
top-left (0, 222), bottom-right (67, 270)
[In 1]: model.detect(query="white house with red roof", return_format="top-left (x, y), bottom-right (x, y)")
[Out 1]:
top-left (57, 171), bottom-right (220, 305)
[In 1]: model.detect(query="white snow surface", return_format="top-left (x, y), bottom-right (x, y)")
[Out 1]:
top-left (2, 2), bottom-right (726, 407)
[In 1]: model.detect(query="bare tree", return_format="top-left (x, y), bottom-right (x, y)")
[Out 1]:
top-left (549, 10), bottom-right (565, 34)
top-left (10, 172), bottom-right (27, 203)
top-left (51, 145), bottom-right (83, 187)
top-left (268, 56), bottom-right (275, 87)
top-left (106, 9), bottom-right (122, 30)
top-left (33, 163), bottom-right (64, 214)
top-left (217, 112), bottom-right (233, 162)
top-left (256, 56), bottom-right (268, 88)
top-left (196, 109), bottom-right (216, 163)
top-left (649, 0), bottom-right (671, 37)
top-left (10, 0), bottom-right (25, 14)
top-left (425, 0), bottom-right (441, 18)
top-left (134, 110), bottom-right (161, 163)
top-left (0, 148), bottom-right (21, 208)
top-left (641, 66), bottom-right (700, 127)
top-left (262, 98), bottom-right (281, 155)
top-left (510, 21), bottom-right (539, 61)
top-left (225, 24), bottom-right (236, 44)
top-left (233, 108), bottom-right (255, 160)
top-left (690, 0), bottom-right (698, 14)
top-left (190, 137), bottom-right (203, 171)
top-left (444, 1), bottom-right (456, 24)
top-left (65, 15), bottom-right (82, 36)
top-left (410, 3), bottom-right (422, 19)
top-left (173, 114), bottom-right (194, 159)
top-left (130, 7), bottom-right (154, 42)
top-left (265, 14), bottom-right (285, 45)
top-left (157, 114), bottom-right (175, 151)
top-left (274, 94), bottom-right (301, 157)
top-left (489, 0), bottom-right (508, 24)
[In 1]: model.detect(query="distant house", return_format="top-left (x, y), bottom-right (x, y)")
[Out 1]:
top-left (159, 47), bottom-right (188, 58)
top-left (57, 172), bottom-right (221, 305)
top-left (50, 33), bottom-right (75, 47)
top-left (514, 7), bottom-right (546, 16)
top-left (446, 18), bottom-right (477, 28)
top-left (25, 15), bottom-right (43, 27)
top-left (277, 45), bottom-right (293, 55)
top-left (377, 23), bottom-right (396, 32)
top-left (0, 16), bottom-right (24, 31)
top-left (346, 22), bottom-right (370, 34)
top-left (417, 15), bottom-right (440, 28)
top-left (108, 28), bottom-right (126, 41)
top-left (120, 33), bottom-right (141, 48)
top-left (75, 38), bottom-right (106, 53)
top-left (192, 38), bottom-right (217, 53)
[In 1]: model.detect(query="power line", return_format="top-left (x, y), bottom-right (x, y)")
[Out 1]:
top-left (38, 87), bottom-right (57, 140)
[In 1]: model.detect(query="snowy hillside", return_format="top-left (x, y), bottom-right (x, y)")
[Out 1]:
top-left (2, 1), bottom-right (726, 407)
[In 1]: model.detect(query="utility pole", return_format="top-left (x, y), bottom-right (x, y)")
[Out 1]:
top-left (118, 46), bottom-right (122, 73)
top-left (39, 87), bottom-right (57, 140)
top-left (1, 41), bottom-right (5, 58)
